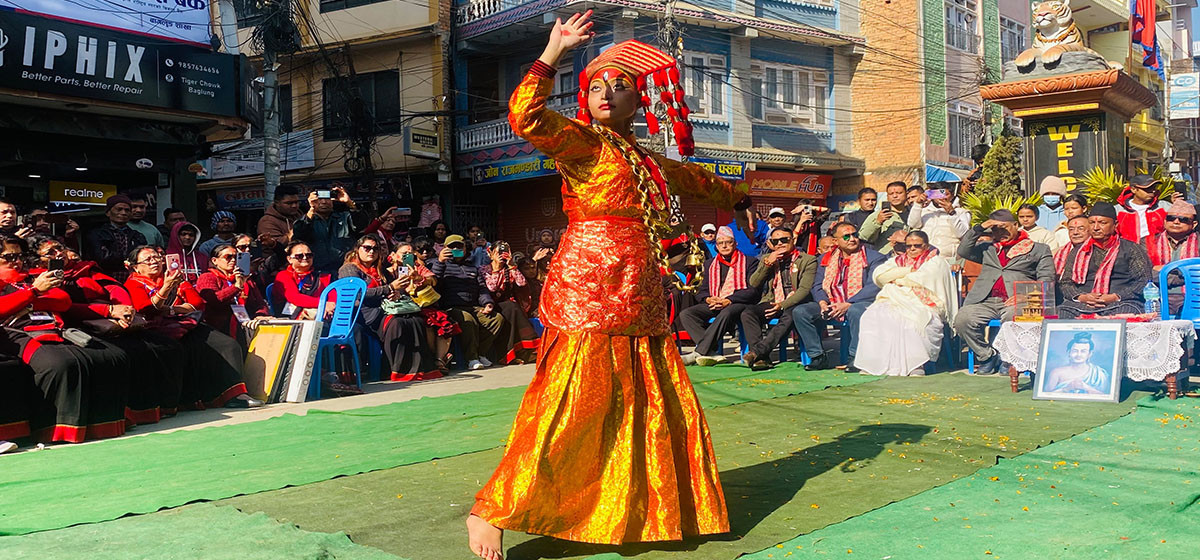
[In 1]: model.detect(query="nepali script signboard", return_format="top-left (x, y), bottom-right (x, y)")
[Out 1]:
top-left (0, 0), bottom-right (213, 47)
top-left (472, 154), bottom-right (557, 185)
top-left (0, 10), bottom-right (242, 116)
top-left (1024, 114), bottom-right (1122, 194)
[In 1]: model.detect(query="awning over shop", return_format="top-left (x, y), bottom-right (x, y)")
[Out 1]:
top-left (925, 163), bottom-right (967, 183)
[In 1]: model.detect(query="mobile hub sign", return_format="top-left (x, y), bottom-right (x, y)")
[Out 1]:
top-left (0, 0), bottom-right (213, 47)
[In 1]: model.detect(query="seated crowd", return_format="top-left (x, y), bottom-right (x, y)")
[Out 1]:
top-left (0, 173), bottom-right (1188, 455)
top-left (671, 174), bottom-right (1191, 381)
top-left (0, 187), bottom-right (548, 453)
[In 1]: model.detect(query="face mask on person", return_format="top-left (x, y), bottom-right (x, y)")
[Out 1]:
top-left (1043, 195), bottom-right (1061, 207)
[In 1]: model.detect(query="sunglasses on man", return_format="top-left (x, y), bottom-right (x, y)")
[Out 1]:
top-left (768, 236), bottom-right (792, 245)
top-left (1166, 215), bottom-right (1194, 223)
top-left (840, 233), bottom-right (857, 241)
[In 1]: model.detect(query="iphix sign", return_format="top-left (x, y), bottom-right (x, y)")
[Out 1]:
top-left (0, 10), bottom-right (243, 116)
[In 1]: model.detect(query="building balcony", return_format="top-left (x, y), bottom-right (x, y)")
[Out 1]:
top-left (458, 103), bottom-right (579, 152)
top-left (945, 26), bottom-right (980, 55)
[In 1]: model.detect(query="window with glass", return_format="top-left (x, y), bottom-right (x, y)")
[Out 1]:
top-left (322, 70), bottom-right (402, 141)
top-left (945, 0), bottom-right (979, 53)
top-left (745, 62), bottom-right (828, 127)
top-left (683, 53), bottom-right (726, 119)
top-left (1000, 17), bottom-right (1026, 63)
top-left (948, 105), bottom-right (982, 159)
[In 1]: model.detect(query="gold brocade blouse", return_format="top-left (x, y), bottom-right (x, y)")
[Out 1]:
top-left (508, 70), bottom-right (743, 336)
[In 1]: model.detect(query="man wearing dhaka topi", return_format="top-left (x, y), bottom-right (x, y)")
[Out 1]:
top-left (465, 11), bottom-right (756, 560)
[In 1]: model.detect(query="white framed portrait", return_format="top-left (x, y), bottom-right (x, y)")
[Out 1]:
top-left (1033, 320), bottom-right (1124, 403)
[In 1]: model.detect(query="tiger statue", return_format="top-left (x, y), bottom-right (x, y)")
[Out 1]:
top-left (1013, 0), bottom-right (1110, 69)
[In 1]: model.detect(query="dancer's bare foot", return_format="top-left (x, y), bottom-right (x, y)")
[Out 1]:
top-left (467, 514), bottom-right (504, 560)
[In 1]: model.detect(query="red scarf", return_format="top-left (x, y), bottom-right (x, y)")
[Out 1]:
top-left (993, 229), bottom-right (1035, 262)
top-left (355, 262), bottom-right (382, 288)
top-left (708, 251), bottom-right (748, 298)
top-left (770, 249), bottom-right (803, 304)
top-left (1071, 234), bottom-right (1122, 294)
top-left (1145, 231), bottom-right (1200, 267)
top-left (822, 248), bottom-right (868, 304)
top-left (1053, 243), bottom-right (1079, 278)
top-left (894, 247), bottom-right (939, 269)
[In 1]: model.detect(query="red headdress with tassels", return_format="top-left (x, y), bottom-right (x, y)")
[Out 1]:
top-left (576, 40), bottom-right (696, 156)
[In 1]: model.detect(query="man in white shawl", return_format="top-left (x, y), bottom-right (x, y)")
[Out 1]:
top-left (855, 231), bottom-right (959, 376)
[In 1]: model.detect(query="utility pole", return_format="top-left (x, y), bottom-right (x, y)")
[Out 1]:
top-left (254, 0), bottom-right (297, 203)
top-left (263, 46), bottom-right (280, 203)
top-left (657, 0), bottom-right (682, 155)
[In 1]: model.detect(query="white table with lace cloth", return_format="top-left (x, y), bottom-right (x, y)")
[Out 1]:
top-left (992, 319), bottom-right (1196, 398)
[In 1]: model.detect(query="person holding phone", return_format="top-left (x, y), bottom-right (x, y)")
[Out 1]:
top-left (28, 239), bottom-right (185, 426)
top-left (334, 236), bottom-right (413, 389)
top-left (294, 186), bottom-right (365, 274)
top-left (858, 181), bottom-right (911, 254)
top-left (0, 236), bottom-right (131, 443)
top-left (432, 234), bottom-right (507, 371)
top-left (482, 241), bottom-right (539, 365)
top-left (126, 245), bottom-right (263, 409)
top-left (388, 242), bottom-right (459, 375)
top-left (195, 244), bottom-right (270, 345)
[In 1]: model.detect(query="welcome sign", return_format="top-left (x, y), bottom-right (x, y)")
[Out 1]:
top-left (0, 10), bottom-right (242, 116)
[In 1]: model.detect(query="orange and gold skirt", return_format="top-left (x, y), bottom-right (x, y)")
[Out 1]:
top-left (471, 327), bottom-right (729, 545)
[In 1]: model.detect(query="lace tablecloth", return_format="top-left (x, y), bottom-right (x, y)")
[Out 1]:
top-left (992, 320), bottom-right (1195, 381)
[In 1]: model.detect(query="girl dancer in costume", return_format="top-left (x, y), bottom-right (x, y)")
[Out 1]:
top-left (466, 11), bottom-right (753, 559)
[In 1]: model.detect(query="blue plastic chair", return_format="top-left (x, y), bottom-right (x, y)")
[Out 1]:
top-left (530, 317), bottom-right (545, 336)
top-left (264, 282), bottom-right (276, 313)
top-left (967, 318), bottom-right (1004, 375)
top-left (309, 277), bottom-right (367, 400)
top-left (1160, 257), bottom-right (1200, 326)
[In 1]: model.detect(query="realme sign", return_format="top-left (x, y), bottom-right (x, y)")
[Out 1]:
top-left (49, 180), bottom-right (117, 206)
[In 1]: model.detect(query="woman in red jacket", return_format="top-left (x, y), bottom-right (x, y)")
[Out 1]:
top-left (33, 238), bottom-right (185, 424)
top-left (274, 241), bottom-right (331, 320)
top-left (195, 243), bottom-right (270, 344)
top-left (0, 237), bottom-right (130, 443)
top-left (126, 245), bottom-right (262, 409)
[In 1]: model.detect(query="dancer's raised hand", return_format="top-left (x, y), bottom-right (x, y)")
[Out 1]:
top-left (540, 10), bottom-right (594, 65)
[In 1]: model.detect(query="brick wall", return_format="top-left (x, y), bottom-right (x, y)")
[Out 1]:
top-left (851, 0), bottom-right (927, 191)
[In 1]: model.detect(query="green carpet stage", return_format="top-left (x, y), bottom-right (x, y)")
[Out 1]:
top-left (745, 394), bottom-right (1200, 559)
top-left (0, 364), bottom-right (874, 536)
top-left (220, 375), bottom-right (1142, 559)
top-left (1, 367), bottom-right (1191, 559)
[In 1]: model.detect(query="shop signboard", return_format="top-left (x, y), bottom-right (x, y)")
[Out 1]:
top-left (404, 126), bottom-right (440, 160)
top-left (49, 180), bottom-right (116, 206)
top-left (1024, 114), bottom-right (1113, 193)
top-left (689, 157), bottom-right (746, 181)
top-left (203, 129), bottom-right (316, 180)
top-left (1170, 72), bottom-right (1199, 119)
top-left (0, 0), bottom-right (213, 47)
top-left (472, 154), bottom-right (557, 185)
top-left (0, 11), bottom-right (244, 116)
top-left (212, 186), bottom-right (267, 210)
top-left (743, 170), bottom-right (831, 199)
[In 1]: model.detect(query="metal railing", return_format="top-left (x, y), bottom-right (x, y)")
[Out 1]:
top-left (454, 0), bottom-right (528, 26)
top-left (458, 103), bottom-right (578, 151)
